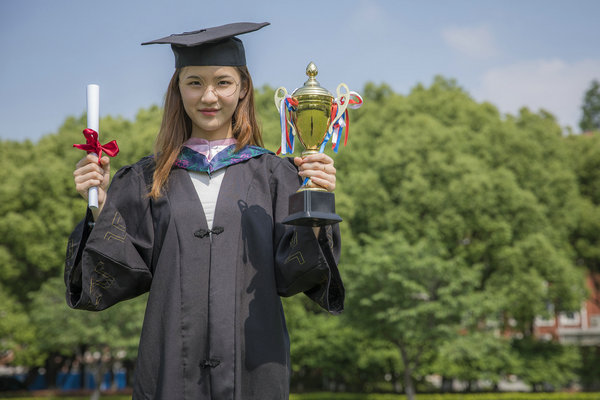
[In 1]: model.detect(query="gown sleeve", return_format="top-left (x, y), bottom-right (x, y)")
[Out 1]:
top-left (64, 161), bottom-right (154, 311)
top-left (271, 157), bottom-right (344, 314)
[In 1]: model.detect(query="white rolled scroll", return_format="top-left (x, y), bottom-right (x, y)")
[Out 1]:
top-left (86, 84), bottom-right (100, 209)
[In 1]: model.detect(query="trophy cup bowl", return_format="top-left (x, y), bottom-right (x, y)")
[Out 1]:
top-left (275, 62), bottom-right (349, 227)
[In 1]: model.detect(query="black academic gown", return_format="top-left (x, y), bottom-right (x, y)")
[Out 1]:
top-left (64, 153), bottom-right (344, 400)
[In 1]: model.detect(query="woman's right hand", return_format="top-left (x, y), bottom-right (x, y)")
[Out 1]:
top-left (73, 153), bottom-right (111, 220)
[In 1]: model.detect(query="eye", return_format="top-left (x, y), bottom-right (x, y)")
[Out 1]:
top-left (217, 80), bottom-right (234, 87)
top-left (188, 80), bottom-right (204, 87)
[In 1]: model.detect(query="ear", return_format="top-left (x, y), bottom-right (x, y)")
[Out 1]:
top-left (239, 81), bottom-right (248, 100)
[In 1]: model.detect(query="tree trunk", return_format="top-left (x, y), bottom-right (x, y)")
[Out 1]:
top-left (388, 359), bottom-right (402, 393)
top-left (399, 345), bottom-right (417, 400)
top-left (441, 376), bottom-right (453, 393)
top-left (89, 357), bottom-right (110, 400)
top-left (79, 345), bottom-right (87, 390)
top-left (393, 373), bottom-right (402, 394)
top-left (123, 359), bottom-right (135, 387)
top-left (404, 370), bottom-right (416, 400)
top-left (44, 353), bottom-right (62, 389)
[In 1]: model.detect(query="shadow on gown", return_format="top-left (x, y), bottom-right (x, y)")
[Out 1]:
top-left (238, 200), bottom-right (288, 372)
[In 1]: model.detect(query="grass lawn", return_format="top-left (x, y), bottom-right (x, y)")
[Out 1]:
top-left (2, 392), bottom-right (600, 400)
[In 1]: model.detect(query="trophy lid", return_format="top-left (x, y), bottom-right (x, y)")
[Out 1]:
top-left (292, 62), bottom-right (333, 98)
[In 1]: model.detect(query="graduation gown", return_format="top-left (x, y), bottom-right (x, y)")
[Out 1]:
top-left (64, 152), bottom-right (344, 400)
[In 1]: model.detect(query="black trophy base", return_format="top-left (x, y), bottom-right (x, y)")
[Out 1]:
top-left (282, 190), bottom-right (342, 227)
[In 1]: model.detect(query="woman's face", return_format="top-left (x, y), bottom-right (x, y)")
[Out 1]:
top-left (178, 65), bottom-right (246, 140)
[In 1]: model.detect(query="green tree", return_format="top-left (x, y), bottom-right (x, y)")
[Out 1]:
top-left (1, 81), bottom-right (594, 394)
top-left (0, 284), bottom-right (42, 366)
top-left (564, 132), bottom-right (600, 308)
top-left (0, 109), bottom-right (159, 393)
top-left (284, 294), bottom-right (405, 393)
top-left (29, 276), bottom-right (147, 395)
top-left (579, 80), bottom-right (600, 132)
top-left (345, 234), bottom-right (478, 399)
top-left (512, 338), bottom-right (581, 391)
top-left (433, 332), bottom-right (518, 390)
top-left (0, 109), bottom-right (160, 305)
top-left (284, 296), bottom-right (362, 391)
top-left (336, 77), bottom-right (586, 397)
top-left (564, 131), bottom-right (600, 390)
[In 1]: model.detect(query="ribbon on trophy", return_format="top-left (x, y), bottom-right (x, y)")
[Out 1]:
top-left (273, 62), bottom-right (361, 226)
top-left (277, 94), bottom-right (299, 155)
top-left (320, 91), bottom-right (363, 153)
top-left (73, 128), bottom-right (120, 165)
top-left (276, 89), bottom-right (363, 156)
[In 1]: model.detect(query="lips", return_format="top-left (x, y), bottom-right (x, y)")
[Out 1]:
top-left (199, 108), bottom-right (219, 116)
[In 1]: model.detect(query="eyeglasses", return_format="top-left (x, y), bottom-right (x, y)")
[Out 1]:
top-left (184, 78), bottom-right (240, 97)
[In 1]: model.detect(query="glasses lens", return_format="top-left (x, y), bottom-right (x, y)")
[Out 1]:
top-left (215, 80), bottom-right (238, 97)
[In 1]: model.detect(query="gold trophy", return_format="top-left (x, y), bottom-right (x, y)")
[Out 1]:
top-left (274, 62), bottom-right (353, 227)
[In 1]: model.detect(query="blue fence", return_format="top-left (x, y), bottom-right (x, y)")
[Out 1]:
top-left (13, 370), bottom-right (127, 390)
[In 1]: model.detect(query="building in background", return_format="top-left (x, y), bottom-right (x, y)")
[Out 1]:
top-left (535, 272), bottom-right (600, 345)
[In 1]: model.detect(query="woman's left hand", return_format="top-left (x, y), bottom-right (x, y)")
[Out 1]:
top-left (294, 153), bottom-right (336, 192)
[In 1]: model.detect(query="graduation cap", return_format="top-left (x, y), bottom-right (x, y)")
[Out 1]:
top-left (142, 22), bottom-right (270, 68)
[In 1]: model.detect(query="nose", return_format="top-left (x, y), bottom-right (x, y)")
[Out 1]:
top-left (200, 86), bottom-right (218, 103)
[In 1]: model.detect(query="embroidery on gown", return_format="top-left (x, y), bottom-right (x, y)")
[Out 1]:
top-left (285, 231), bottom-right (305, 264)
top-left (284, 251), bottom-right (305, 265)
top-left (290, 230), bottom-right (298, 248)
top-left (174, 144), bottom-right (273, 173)
top-left (66, 238), bottom-right (76, 259)
top-left (89, 261), bottom-right (116, 306)
top-left (104, 211), bottom-right (126, 242)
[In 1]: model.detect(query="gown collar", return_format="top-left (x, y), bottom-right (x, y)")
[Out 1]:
top-left (174, 138), bottom-right (273, 174)
top-left (183, 137), bottom-right (238, 162)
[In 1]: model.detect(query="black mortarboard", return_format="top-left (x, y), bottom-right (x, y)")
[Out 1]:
top-left (142, 22), bottom-right (269, 68)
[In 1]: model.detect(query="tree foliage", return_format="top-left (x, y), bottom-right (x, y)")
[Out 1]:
top-left (433, 332), bottom-right (517, 387)
top-left (0, 286), bottom-right (41, 366)
top-left (0, 77), bottom-right (597, 393)
top-left (579, 80), bottom-right (600, 132)
top-left (334, 77), bottom-right (587, 395)
top-left (512, 338), bottom-right (581, 391)
top-left (28, 277), bottom-right (146, 360)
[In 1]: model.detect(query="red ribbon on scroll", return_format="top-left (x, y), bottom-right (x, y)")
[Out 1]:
top-left (73, 128), bottom-right (119, 164)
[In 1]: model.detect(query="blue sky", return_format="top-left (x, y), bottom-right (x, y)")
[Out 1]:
top-left (1, 0), bottom-right (599, 141)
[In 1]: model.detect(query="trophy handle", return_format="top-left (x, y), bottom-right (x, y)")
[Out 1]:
top-left (274, 86), bottom-right (298, 138)
top-left (274, 87), bottom-right (288, 111)
top-left (329, 83), bottom-right (350, 132)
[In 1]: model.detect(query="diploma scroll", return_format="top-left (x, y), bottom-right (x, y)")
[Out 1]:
top-left (87, 84), bottom-right (100, 210)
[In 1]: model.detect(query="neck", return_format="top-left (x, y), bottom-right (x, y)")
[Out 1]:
top-left (191, 123), bottom-right (234, 141)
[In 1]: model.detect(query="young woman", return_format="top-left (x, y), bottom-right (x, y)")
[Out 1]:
top-left (66, 22), bottom-right (344, 399)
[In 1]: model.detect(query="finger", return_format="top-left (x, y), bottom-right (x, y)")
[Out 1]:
top-left (75, 155), bottom-right (103, 172)
top-left (86, 153), bottom-right (100, 164)
top-left (298, 169), bottom-right (336, 187)
top-left (299, 162), bottom-right (336, 175)
top-left (75, 179), bottom-right (103, 194)
top-left (75, 154), bottom-right (98, 169)
top-left (301, 153), bottom-right (333, 165)
top-left (75, 175), bottom-right (104, 194)
top-left (99, 156), bottom-right (111, 170)
top-left (74, 162), bottom-right (105, 178)
top-left (75, 156), bottom-right (87, 169)
top-left (74, 170), bottom-right (105, 186)
top-left (298, 163), bottom-right (337, 176)
top-left (306, 176), bottom-right (336, 192)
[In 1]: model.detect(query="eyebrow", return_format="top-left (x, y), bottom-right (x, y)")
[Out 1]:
top-left (182, 74), bottom-right (235, 80)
